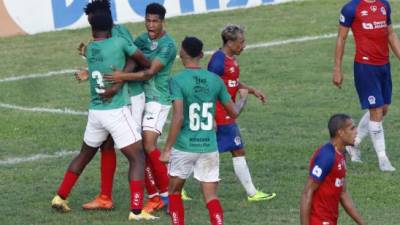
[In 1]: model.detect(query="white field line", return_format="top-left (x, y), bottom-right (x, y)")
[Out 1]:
top-left (0, 69), bottom-right (75, 83)
top-left (0, 103), bottom-right (87, 115)
top-left (0, 150), bottom-right (78, 166)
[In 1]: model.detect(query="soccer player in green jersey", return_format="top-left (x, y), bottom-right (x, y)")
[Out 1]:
top-left (104, 3), bottom-right (177, 213)
top-left (159, 37), bottom-right (247, 225)
top-left (51, 9), bottom-right (157, 221)
top-left (76, 0), bottom-right (149, 211)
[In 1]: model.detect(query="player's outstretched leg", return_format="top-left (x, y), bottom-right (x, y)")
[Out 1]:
top-left (231, 150), bottom-right (276, 202)
top-left (120, 141), bottom-right (159, 221)
top-left (52, 143), bottom-right (98, 212)
top-left (82, 137), bottom-right (116, 210)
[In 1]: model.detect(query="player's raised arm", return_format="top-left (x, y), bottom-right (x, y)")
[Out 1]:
top-left (332, 25), bottom-right (350, 88)
top-left (340, 183), bottom-right (366, 225)
top-left (300, 178), bottom-right (320, 225)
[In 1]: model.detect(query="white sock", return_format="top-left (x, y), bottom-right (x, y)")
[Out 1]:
top-left (368, 120), bottom-right (387, 159)
top-left (355, 111), bottom-right (370, 146)
top-left (232, 156), bottom-right (257, 196)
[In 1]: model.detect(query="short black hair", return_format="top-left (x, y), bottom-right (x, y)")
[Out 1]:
top-left (328, 114), bottom-right (352, 138)
top-left (145, 3), bottom-right (166, 20)
top-left (84, 0), bottom-right (111, 15)
top-left (182, 36), bottom-right (203, 58)
top-left (89, 11), bottom-right (113, 31)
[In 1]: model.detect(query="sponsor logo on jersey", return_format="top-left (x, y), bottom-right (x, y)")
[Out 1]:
top-left (368, 96), bottom-right (376, 105)
top-left (371, 6), bottom-right (377, 12)
top-left (362, 22), bottom-right (374, 30)
top-left (323, 222), bottom-right (330, 225)
top-left (381, 6), bottom-right (386, 15)
top-left (362, 21), bottom-right (387, 30)
top-left (340, 14), bottom-right (345, 23)
top-left (361, 10), bottom-right (368, 16)
top-left (312, 165), bottom-right (322, 178)
top-left (335, 178), bottom-right (344, 187)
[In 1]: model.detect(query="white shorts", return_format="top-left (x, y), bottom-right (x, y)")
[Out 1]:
top-left (142, 101), bottom-right (171, 134)
top-left (83, 106), bottom-right (142, 149)
top-left (130, 92), bottom-right (145, 127)
top-left (168, 148), bottom-right (220, 182)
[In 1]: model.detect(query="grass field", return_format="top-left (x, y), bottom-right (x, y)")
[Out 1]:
top-left (1, 0), bottom-right (400, 224)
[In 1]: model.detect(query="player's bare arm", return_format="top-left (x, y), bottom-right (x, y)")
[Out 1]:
top-left (104, 59), bottom-right (164, 83)
top-left (238, 82), bottom-right (266, 103)
top-left (222, 91), bottom-right (248, 120)
top-left (300, 178), bottom-right (320, 225)
top-left (340, 183), bottom-right (366, 225)
top-left (332, 25), bottom-right (350, 88)
top-left (160, 99), bottom-right (183, 163)
top-left (388, 25), bottom-right (400, 59)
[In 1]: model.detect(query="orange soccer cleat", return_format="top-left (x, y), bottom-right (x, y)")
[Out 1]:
top-left (142, 196), bottom-right (166, 214)
top-left (81, 194), bottom-right (114, 210)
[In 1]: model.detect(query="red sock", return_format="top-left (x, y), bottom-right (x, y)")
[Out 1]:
top-left (169, 194), bottom-right (184, 225)
top-left (207, 199), bottom-right (224, 225)
top-left (130, 180), bottom-right (144, 212)
top-left (148, 149), bottom-right (169, 193)
top-left (144, 156), bottom-right (159, 197)
top-left (57, 170), bottom-right (79, 199)
top-left (100, 148), bottom-right (116, 198)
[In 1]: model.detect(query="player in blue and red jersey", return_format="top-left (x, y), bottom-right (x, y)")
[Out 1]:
top-left (300, 114), bottom-right (366, 225)
top-left (332, 0), bottom-right (400, 171)
top-left (207, 24), bottom-right (276, 202)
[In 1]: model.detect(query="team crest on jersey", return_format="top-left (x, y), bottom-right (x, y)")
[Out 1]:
top-left (229, 66), bottom-right (235, 73)
top-left (361, 10), bottom-right (368, 16)
top-left (150, 41), bottom-right (158, 50)
top-left (368, 96), bottom-right (376, 105)
top-left (381, 6), bottom-right (386, 15)
top-left (371, 6), bottom-right (377, 12)
top-left (234, 136), bottom-right (241, 146)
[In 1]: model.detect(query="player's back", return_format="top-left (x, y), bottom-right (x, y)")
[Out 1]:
top-left (85, 36), bottom-right (136, 110)
top-left (170, 68), bottom-right (231, 153)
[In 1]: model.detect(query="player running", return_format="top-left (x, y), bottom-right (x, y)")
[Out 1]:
top-left (51, 8), bottom-right (157, 221)
top-left (208, 24), bottom-right (276, 201)
top-left (160, 36), bottom-right (247, 225)
top-left (104, 3), bottom-right (176, 213)
top-left (300, 114), bottom-right (366, 225)
top-left (333, 0), bottom-right (400, 171)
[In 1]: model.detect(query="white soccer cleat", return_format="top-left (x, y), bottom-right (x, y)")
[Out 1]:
top-left (379, 157), bottom-right (396, 172)
top-left (345, 145), bottom-right (362, 163)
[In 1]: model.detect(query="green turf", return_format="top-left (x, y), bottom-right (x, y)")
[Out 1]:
top-left (1, 0), bottom-right (400, 224)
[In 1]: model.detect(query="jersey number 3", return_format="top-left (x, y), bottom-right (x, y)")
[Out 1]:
top-left (189, 102), bottom-right (213, 131)
top-left (92, 71), bottom-right (106, 94)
